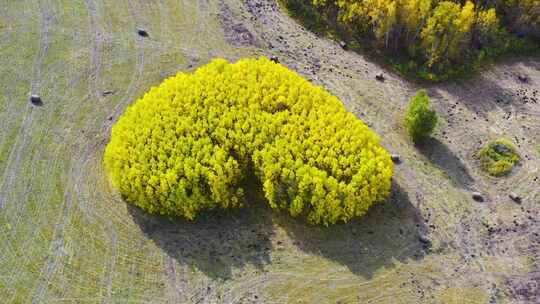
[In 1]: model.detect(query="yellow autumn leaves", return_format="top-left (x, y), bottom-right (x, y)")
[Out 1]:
top-left (333, 0), bottom-right (500, 67)
top-left (104, 57), bottom-right (393, 225)
top-left (308, 0), bottom-right (539, 72)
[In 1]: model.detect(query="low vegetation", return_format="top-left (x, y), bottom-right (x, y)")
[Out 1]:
top-left (405, 90), bottom-right (437, 144)
top-left (476, 139), bottom-right (520, 176)
top-left (281, 0), bottom-right (539, 80)
top-left (104, 57), bottom-right (393, 225)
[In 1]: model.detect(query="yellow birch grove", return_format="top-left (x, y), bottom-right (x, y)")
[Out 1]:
top-left (104, 58), bottom-right (394, 225)
top-left (298, 0), bottom-right (539, 73)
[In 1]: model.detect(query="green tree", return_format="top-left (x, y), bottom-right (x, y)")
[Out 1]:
top-left (498, 0), bottom-right (540, 38)
top-left (405, 89), bottom-right (437, 143)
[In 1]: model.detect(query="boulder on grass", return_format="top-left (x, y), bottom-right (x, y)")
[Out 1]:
top-left (137, 28), bottom-right (149, 37)
top-left (30, 94), bottom-right (43, 106)
top-left (517, 74), bottom-right (528, 83)
top-left (472, 192), bottom-right (484, 202)
top-left (509, 192), bottom-right (521, 203)
top-left (269, 55), bottom-right (279, 63)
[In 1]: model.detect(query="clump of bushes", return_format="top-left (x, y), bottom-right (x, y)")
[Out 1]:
top-left (104, 57), bottom-right (393, 225)
top-left (476, 139), bottom-right (520, 176)
top-left (281, 0), bottom-right (539, 80)
top-left (405, 90), bottom-right (437, 144)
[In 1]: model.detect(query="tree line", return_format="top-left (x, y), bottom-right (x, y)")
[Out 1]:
top-left (284, 0), bottom-right (539, 79)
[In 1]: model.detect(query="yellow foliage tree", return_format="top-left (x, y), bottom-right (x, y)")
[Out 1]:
top-left (287, 0), bottom-right (536, 76)
top-left (104, 58), bottom-right (394, 225)
top-left (420, 1), bottom-right (478, 68)
top-left (475, 8), bottom-right (500, 46)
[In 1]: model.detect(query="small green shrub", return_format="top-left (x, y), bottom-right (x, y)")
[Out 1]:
top-left (104, 57), bottom-right (393, 225)
top-left (405, 90), bottom-right (437, 144)
top-left (477, 140), bottom-right (520, 176)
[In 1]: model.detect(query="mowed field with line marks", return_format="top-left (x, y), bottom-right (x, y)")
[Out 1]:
top-left (1, 0), bottom-right (539, 303)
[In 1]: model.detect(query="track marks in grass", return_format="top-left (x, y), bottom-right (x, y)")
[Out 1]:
top-left (83, 0), bottom-right (106, 102)
top-left (0, 1), bottom-right (51, 210)
top-left (29, 1), bottom-right (107, 301)
top-left (2, 0), bottom-right (539, 302)
top-left (104, 224), bottom-right (117, 303)
top-left (102, 32), bottom-right (145, 138)
top-left (163, 257), bottom-right (186, 303)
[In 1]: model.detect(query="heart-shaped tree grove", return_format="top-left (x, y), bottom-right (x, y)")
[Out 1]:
top-left (104, 57), bottom-right (393, 225)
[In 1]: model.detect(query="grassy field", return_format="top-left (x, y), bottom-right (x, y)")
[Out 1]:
top-left (1, 0), bottom-right (539, 303)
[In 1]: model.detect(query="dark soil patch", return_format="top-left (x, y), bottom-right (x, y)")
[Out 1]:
top-left (219, 1), bottom-right (258, 46)
top-left (505, 272), bottom-right (540, 303)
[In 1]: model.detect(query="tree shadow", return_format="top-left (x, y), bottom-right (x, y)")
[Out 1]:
top-left (127, 188), bottom-right (275, 280)
top-left (276, 181), bottom-right (429, 279)
top-left (129, 180), bottom-right (428, 280)
top-left (416, 138), bottom-right (475, 190)
top-left (429, 57), bottom-right (539, 118)
top-left (500, 55), bottom-right (540, 71)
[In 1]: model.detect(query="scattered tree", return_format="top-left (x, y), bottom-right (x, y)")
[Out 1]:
top-left (405, 90), bottom-right (437, 143)
top-left (476, 139), bottom-right (520, 176)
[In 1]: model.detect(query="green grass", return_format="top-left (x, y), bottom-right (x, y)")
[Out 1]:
top-left (1, 0), bottom-right (537, 302)
top-left (477, 139), bottom-right (520, 177)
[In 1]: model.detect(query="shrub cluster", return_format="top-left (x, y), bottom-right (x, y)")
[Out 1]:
top-left (477, 139), bottom-right (520, 176)
top-left (104, 57), bottom-right (393, 225)
top-left (405, 90), bottom-right (437, 144)
top-left (282, 0), bottom-right (539, 79)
